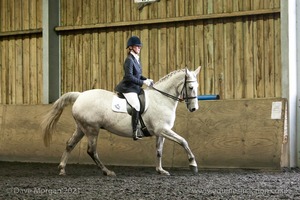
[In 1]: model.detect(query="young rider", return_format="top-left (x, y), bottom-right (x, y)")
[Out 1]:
top-left (115, 36), bottom-right (153, 140)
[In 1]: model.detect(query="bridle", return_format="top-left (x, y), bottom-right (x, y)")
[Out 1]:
top-left (150, 73), bottom-right (198, 104)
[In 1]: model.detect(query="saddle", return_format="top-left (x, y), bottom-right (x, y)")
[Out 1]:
top-left (112, 89), bottom-right (151, 137)
top-left (116, 89), bottom-right (147, 115)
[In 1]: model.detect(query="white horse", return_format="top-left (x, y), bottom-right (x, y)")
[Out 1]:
top-left (41, 67), bottom-right (201, 176)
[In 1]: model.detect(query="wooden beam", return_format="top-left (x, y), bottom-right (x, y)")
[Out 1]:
top-left (55, 8), bottom-right (280, 32)
top-left (0, 29), bottom-right (42, 37)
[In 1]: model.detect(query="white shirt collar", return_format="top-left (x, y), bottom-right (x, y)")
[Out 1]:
top-left (130, 51), bottom-right (140, 63)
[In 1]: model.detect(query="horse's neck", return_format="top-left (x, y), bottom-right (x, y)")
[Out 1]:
top-left (155, 72), bottom-right (185, 97)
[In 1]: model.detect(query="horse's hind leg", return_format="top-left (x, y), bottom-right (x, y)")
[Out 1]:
top-left (86, 134), bottom-right (116, 177)
top-left (58, 127), bottom-right (84, 175)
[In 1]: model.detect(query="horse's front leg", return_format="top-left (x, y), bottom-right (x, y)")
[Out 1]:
top-left (155, 136), bottom-right (170, 175)
top-left (161, 129), bottom-right (198, 175)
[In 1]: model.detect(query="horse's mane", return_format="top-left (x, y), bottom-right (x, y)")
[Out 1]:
top-left (155, 69), bottom-right (185, 84)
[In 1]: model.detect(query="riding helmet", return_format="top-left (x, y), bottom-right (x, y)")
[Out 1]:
top-left (126, 36), bottom-right (142, 48)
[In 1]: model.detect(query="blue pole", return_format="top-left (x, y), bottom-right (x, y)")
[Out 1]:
top-left (197, 95), bottom-right (220, 100)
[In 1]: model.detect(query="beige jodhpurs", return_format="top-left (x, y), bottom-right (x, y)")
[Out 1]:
top-left (123, 92), bottom-right (140, 111)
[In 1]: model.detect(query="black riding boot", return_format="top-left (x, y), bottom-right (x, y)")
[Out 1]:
top-left (132, 109), bottom-right (142, 140)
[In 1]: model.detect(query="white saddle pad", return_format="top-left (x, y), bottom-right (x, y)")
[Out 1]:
top-left (111, 96), bottom-right (128, 113)
top-left (111, 91), bottom-right (149, 113)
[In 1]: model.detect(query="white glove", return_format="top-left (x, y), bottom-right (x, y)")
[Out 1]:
top-left (143, 79), bottom-right (153, 87)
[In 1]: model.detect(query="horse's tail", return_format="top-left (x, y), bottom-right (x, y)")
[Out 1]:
top-left (41, 92), bottom-right (81, 147)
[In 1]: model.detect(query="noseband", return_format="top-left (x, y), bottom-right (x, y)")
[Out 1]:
top-left (151, 74), bottom-right (198, 104)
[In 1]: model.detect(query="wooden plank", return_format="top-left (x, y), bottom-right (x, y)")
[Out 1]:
top-left (74, 0), bottom-right (82, 25)
top-left (223, 17), bottom-right (234, 98)
top-left (61, 35), bottom-right (66, 93)
top-left (193, 0), bottom-right (204, 15)
top-left (233, 17), bottom-right (244, 98)
top-left (264, 15), bottom-right (275, 97)
top-left (14, 0), bottom-right (21, 31)
top-left (252, 0), bottom-right (264, 10)
top-left (23, 36), bottom-right (30, 104)
top-left (82, 32), bottom-right (91, 91)
top-left (8, 39), bottom-right (16, 103)
top-left (0, 38), bottom-right (2, 103)
top-left (29, 0), bottom-right (37, 29)
top-left (175, 23), bottom-right (186, 70)
top-left (194, 21), bottom-right (205, 95)
top-left (244, 7), bottom-right (254, 98)
top-left (78, 34), bottom-right (84, 92)
top-left (36, 0), bottom-right (42, 28)
top-left (254, 16), bottom-right (265, 98)
top-left (82, 0), bottom-right (91, 25)
top-left (123, 0), bottom-right (131, 22)
top-left (114, 31), bottom-right (123, 90)
top-left (149, 28), bottom-right (159, 81)
top-left (166, 0), bottom-right (175, 18)
top-left (213, 0), bottom-right (224, 97)
top-left (158, 25), bottom-right (167, 79)
top-left (99, 32), bottom-right (107, 89)
top-left (90, 0), bottom-right (98, 24)
top-left (112, 1), bottom-right (123, 22)
top-left (213, 19), bottom-right (224, 98)
top-left (131, 0), bottom-right (140, 21)
top-left (91, 31), bottom-right (99, 89)
top-left (274, 14), bottom-right (281, 97)
top-left (167, 25), bottom-right (176, 74)
top-left (8, 0), bottom-right (14, 31)
top-left (140, 28), bottom-right (149, 78)
top-left (224, 0), bottom-right (233, 13)
top-left (1, 0), bottom-right (7, 32)
top-left (1, 40), bottom-right (8, 103)
top-left (22, 0), bottom-right (30, 30)
top-left (36, 36), bottom-right (42, 103)
top-left (157, 0), bottom-right (166, 19)
top-left (60, 0), bottom-right (66, 26)
top-left (184, 0), bottom-right (193, 16)
top-left (203, 19), bottom-right (214, 94)
top-left (185, 22), bottom-right (194, 69)
top-left (29, 36), bottom-right (37, 104)
top-left (15, 37), bottom-right (23, 104)
top-left (66, 0), bottom-right (74, 26)
top-left (106, 31), bottom-right (114, 91)
top-left (28, 0), bottom-right (37, 104)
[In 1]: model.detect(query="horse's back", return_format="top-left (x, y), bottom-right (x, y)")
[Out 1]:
top-left (72, 89), bottom-right (115, 115)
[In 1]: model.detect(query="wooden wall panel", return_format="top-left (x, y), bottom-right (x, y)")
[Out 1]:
top-left (59, 0), bottom-right (281, 100)
top-left (0, 98), bottom-right (286, 169)
top-left (0, 0), bottom-right (281, 103)
top-left (0, 0), bottom-right (42, 104)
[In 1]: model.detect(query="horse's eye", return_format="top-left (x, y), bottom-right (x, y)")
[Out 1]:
top-left (189, 86), bottom-right (193, 90)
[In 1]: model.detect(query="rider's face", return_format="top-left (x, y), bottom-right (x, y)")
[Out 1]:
top-left (132, 45), bottom-right (141, 54)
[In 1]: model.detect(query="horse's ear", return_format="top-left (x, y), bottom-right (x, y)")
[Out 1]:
top-left (194, 66), bottom-right (201, 76)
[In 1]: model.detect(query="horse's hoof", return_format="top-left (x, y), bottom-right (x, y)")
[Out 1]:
top-left (189, 165), bottom-right (198, 175)
top-left (103, 170), bottom-right (116, 177)
top-left (59, 171), bottom-right (66, 176)
top-left (157, 170), bottom-right (170, 176)
top-left (156, 168), bottom-right (171, 176)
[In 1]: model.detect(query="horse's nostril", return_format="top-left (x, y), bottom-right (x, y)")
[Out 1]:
top-left (191, 108), bottom-right (196, 112)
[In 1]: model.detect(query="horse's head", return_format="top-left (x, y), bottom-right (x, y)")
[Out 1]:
top-left (181, 66), bottom-right (201, 112)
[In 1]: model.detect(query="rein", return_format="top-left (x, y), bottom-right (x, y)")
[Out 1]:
top-left (151, 86), bottom-right (184, 102)
top-left (150, 74), bottom-right (198, 103)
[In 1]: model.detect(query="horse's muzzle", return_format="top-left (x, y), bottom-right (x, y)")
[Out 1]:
top-left (189, 108), bottom-right (197, 112)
